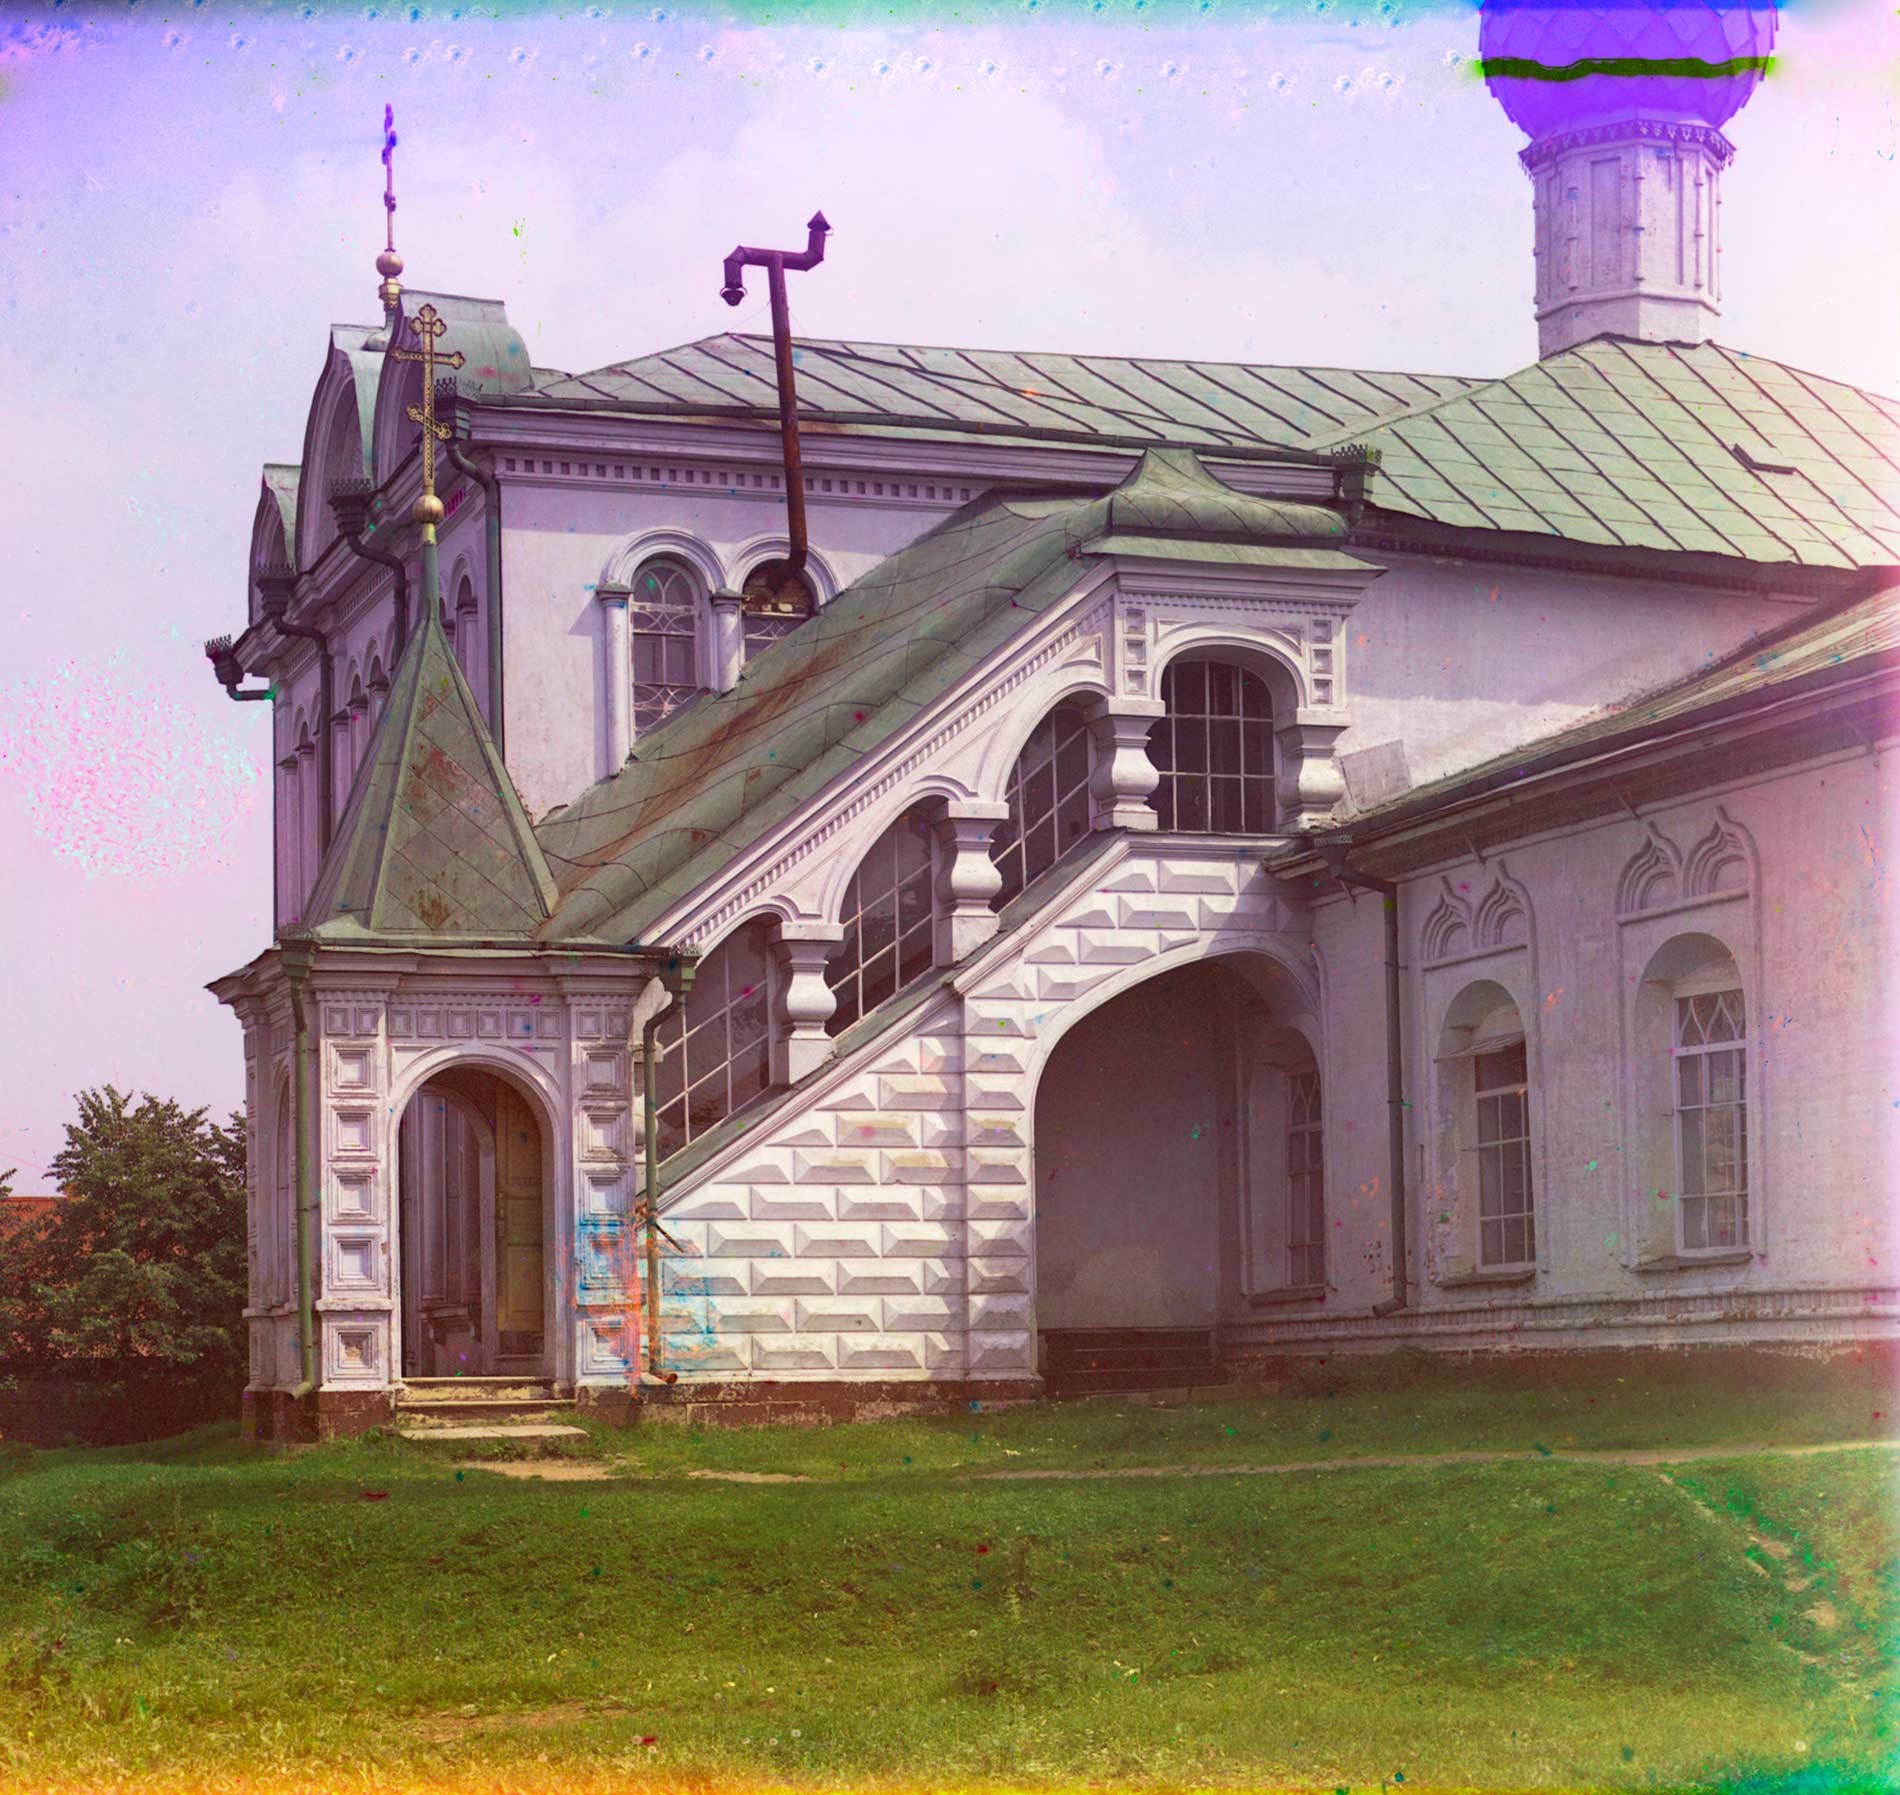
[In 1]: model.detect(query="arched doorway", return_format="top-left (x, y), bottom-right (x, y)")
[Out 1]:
top-left (1032, 953), bottom-right (1315, 1385)
top-left (397, 1067), bottom-right (549, 1380)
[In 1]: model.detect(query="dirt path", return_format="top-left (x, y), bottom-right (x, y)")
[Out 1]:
top-left (458, 1436), bottom-right (1898, 1483)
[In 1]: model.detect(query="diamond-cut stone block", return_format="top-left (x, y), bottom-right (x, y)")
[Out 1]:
top-left (837, 1337), bottom-right (923, 1373)
top-left (793, 1300), bottom-right (879, 1333)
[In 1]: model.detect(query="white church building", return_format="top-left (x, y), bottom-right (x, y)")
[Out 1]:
top-left (209, 10), bottom-right (1899, 1440)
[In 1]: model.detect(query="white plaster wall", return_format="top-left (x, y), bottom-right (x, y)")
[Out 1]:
top-left (498, 479), bottom-right (966, 821)
top-left (1291, 742), bottom-right (1899, 1349)
top-left (1334, 554), bottom-right (1813, 792)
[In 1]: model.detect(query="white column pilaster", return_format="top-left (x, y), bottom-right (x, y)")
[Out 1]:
top-left (926, 798), bottom-right (1011, 963)
top-left (596, 580), bottom-right (631, 774)
top-left (770, 920), bottom-right (846, 1084)
top-left (1084, 694), bottom-right (1165, 832)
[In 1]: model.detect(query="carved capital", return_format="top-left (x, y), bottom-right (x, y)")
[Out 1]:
top-left (924, 797), bottom-right (1011, 963)
top-left (1084, 694), bottom-right (1166, 832)
top-left (770, 920), bottom-right (846, 1084)
top-left (1274, 711), bottom-right (1349, 832)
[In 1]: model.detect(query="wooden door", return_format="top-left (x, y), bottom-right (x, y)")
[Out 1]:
top-left (494, 1083), bottom-right (545, 1359)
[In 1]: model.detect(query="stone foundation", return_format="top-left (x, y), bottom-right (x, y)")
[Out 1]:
top-left (620, 1377), bottom-right (1044, 1428)
top-left (242, 1387), bottom-right (396, 1445)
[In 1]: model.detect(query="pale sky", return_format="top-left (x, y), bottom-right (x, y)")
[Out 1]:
top-left (0, 0), bottom-right (1894, 1184)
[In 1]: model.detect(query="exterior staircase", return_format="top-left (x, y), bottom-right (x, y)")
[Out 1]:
top-left (393, 1377), bottom-right (586, 1439)
top-left (1040, 1328), bottom-right (1222, 1397)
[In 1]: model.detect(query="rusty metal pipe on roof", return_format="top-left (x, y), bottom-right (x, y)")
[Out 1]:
top-left (719, 213), bottom-right (830, 579)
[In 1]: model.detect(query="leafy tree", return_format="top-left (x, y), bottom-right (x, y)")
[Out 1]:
top-left (0, 1088), bottom-right (246, 1394)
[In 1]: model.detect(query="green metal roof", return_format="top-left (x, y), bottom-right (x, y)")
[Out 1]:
top-left (260, 465), bottom-right (299, 567)
top-left (304, 599), bottom-right (559, 944)
top-left (1328, 337), bottom-right (1900, 572)
top-left (535, 449), bottom-right (1363, 945)
top-left (1341, 582), bottom-right (1900, 832)
top-left (511, 331), bottom-right (1900, 572)
top-left (521, 332), bottom-right (1480, 453)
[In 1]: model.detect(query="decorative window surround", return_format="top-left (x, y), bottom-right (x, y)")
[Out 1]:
top-left (656, 557), bottom-right (1370, 956)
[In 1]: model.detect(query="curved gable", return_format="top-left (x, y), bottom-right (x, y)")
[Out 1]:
top-left (294, 324), bottom-right (384, 570)
top-left (370, 291), bottom-right (535, 487)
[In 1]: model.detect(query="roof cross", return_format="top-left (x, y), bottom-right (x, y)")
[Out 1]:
top-left (390, 303), bottom-right (465, 528)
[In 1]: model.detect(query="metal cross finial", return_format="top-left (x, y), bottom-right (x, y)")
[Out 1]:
top-left (390, 303), bottom-right (466, 531)
top-left (375, 106), bottom-right (404, 335)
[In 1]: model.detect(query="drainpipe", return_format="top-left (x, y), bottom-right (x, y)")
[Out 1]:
top-left (259, 573), bottom-right (334, 856)
top-left (282, 945), bottom-right (320, 1402)
top-left (331, 482), bottom-right (411, 660)
top-left (1313, 836), bottom-right (1408, 1315)
top-left (445, 436), bottom-right (505, 757)
top-left (204, 635), bottom-right (272, 702)
top-left (634, 958), bottom-right (697, 1383)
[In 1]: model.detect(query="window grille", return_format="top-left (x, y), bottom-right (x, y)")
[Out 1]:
top-left (1674, 989), bottom-right (1748, 1251)
top-left (827, 810), bottom-right (938, 1035)
top-left (1475, 1040), bottom-right (1535, 1267)
top-left (1148, 659), bottom-right (1275, 833)
top-left (630, 560), bottom-right (701, 735)
top-left (990, 705), bottom-right (1096, 909)
top-left (650, 922), bottom-right (773, 1160)
top-left (1286, 1069), bottom-right (1325, 1287)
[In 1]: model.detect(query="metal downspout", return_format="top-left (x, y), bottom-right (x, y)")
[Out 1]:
top-left (1313, 839), bottom-right (1408, 1315)
top-left (283, 949), bottom-right (319, 1399)
top-left (445, 437), bottom-right (504, 757)
top-left (342, 527), bottom-right (411, 661)
top-left (634, 960), bottom-right (695, 1383)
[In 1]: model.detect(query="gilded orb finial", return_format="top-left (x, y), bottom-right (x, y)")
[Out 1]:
top-left (411, 492), bottom-right (446, 527)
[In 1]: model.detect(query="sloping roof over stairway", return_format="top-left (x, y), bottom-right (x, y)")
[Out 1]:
top-left (534, 449), bottom-right (1363, 946)
top-left (302, 603), bottom-right (560, 944)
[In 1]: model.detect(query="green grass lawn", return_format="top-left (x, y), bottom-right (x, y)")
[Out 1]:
top-left (0, 1353), bottom-right (1894, 1793)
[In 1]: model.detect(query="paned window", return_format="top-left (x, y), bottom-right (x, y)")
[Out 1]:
top-left (742, 561), bottom-right (817, 661)
top-left (631, 560), bottom-right (700, 735)
top-left (990, 705), bottom-right (1096, 909)
top-left (827, 810), bottom-right (939, 1035)
top-left (651, 921), bottom-right (773, 1160)
top-left (1148, 659), bottom-right (1275, 833)
top-left (1475, 1040), bottom-right (1535, 1267)
top-left (1285, 1069), bottom-right (1325, 1287)
top-left (1675, 989), bottom-right (1748, 1251)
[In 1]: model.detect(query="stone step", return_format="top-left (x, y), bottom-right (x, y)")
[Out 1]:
top-left (1047, 1366), bottom-right (1224, 1397)
top-left (396, 1397), bottom-right (579, 1426)
top-left (396, 1421), bottom-right (589, 1442)
top-left (399, 1378), bottom-right (558, 1405)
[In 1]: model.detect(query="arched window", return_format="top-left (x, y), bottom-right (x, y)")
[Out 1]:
top-left (651, 919), bottom-right (773, 1159)
top-left (826, 808), bottom-right (940, 1035)
top-left (454, 574), bottom-right (482, 704)
top-left (1630, 935), bottom-right (1749, 1260)
top-left (346, 674), bottom-right (369, 781)
top-left (1285, 1066), bottom-right (1325, 1287)
top-left (631, 560), bottom-right (702, 735)
top-left (1148, 658), bottom-right (1275, 833)
top-left (741, 558), bottom-right (817, 661)
top-left (1434, 981), bottom-right (1536, 1275)
top-left (990, 704), bottom-right (1096, 910)
top-left (1237, 1021), bottom-right (1326, 1296)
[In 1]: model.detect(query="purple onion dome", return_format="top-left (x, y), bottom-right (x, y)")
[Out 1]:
top-left (1480, 1), bottom-right (1777, 142)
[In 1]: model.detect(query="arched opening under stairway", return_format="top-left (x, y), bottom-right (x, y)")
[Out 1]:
top-left (396, 1066), bottom-right (551, 1382)
top-left (1031, 952), bottom-right (1316, 1389)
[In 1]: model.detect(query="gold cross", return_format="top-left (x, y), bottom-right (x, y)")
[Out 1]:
top-left (390, 303), bottom-right (466, 510)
